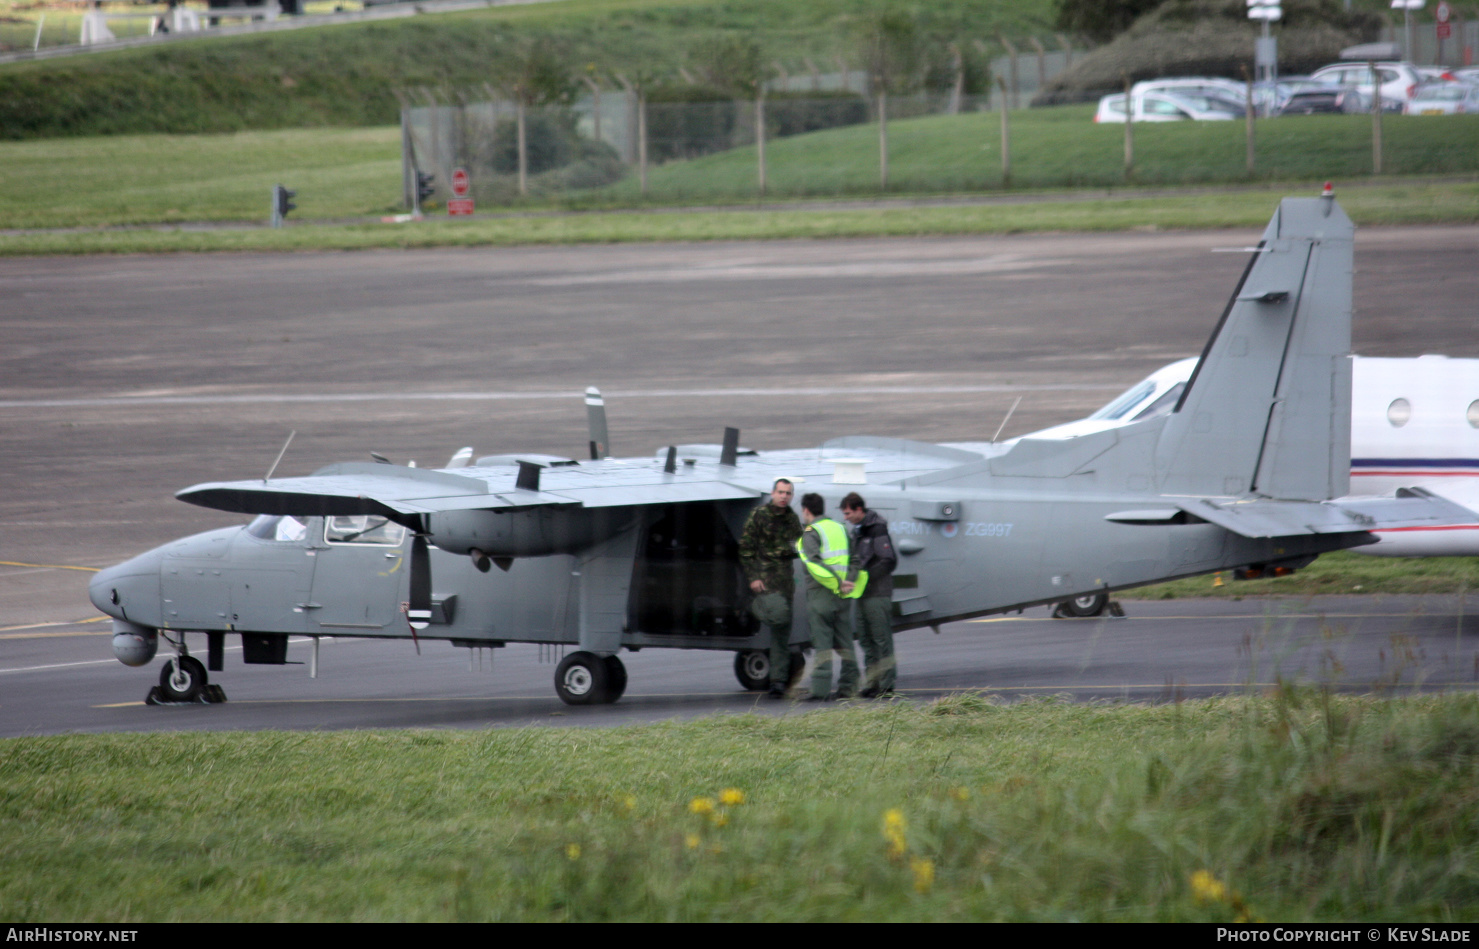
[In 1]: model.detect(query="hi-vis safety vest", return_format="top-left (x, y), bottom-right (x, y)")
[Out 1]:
top-left (796, 518), bottom-right (868, 598)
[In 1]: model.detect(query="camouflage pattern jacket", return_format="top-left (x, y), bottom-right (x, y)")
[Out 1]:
top-left (738, 502), bottom-right (802, 597)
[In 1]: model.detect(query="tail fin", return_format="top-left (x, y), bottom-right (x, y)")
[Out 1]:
top-left (1156, 195), bottom-right (1353, 501)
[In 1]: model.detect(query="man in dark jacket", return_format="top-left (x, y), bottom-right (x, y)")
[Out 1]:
top-left (738, 478), bottom-right (803, 697)
top-left (841, 492), bottom-right (898, 697)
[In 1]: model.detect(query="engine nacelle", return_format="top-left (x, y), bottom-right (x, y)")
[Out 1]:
top-left (427, 507), bottom-right (639, 558)
top-left (112, 620), bottom-right (158, 667)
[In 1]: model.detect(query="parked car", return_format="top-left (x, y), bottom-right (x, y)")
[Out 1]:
top-left (1275, 85), bottom-right (1369, 116)
top-left (1131, 77), bottom-right (1248, 103)
top-left (1251, 77), bottom-right (1321, 116)
top-left (1093, 90), bottom-right (1240, 123)
top-left (1406, 82), bottom-right (1479, 115)
top-left (1309, 61), bottom-right (1421, 111)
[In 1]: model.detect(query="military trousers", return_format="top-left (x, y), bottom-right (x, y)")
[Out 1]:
top-left (807, 587), bottom-right (859, 697)
top-left (854, 594), bottom-right (896, 692)
top-left (750, 590), bottom-right (794, 690)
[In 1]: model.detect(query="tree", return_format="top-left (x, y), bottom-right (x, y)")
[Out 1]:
top-left (1055, 0), bottom-right (1164, 44)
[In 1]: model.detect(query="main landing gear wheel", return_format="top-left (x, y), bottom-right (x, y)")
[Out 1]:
top-left (603, 655), bottom-right (628, 702)
top-left (158, 655), bottom-right (207, 702)
top-left (555, 651), bottom-right (624, 705)
top-left (734, 650), bottom-right (769, 691)
top-left (1056, 592), bottom-right (1110, 618)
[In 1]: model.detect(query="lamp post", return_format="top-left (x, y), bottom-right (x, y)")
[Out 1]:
top-left (1391, 0), bottom-right (1425, 63)
top-left (1247, 0), bottom-right (1281, 85)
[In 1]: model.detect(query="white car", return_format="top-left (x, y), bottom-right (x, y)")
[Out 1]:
top-left (1310, 61), bottom-right (1422, 111)
top-left (1093, 91), bottom-right (1240, 123)
top-left (1406, 82), bottom-right (1479, 115)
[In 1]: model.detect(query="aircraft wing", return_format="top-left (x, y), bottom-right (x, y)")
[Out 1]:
top-left (177, 460), bottom-right (766, 519)
top-left (1169, 490), bottom-right (1476, 540)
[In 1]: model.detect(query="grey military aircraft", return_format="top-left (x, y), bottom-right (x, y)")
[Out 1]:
top-left (89, 194), bottom-right (1472, 706)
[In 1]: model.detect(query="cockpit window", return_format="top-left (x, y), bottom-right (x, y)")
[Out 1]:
top-left (1089, 381), bottom-right (1156, 420)
top-left (1131, 383), bottom-right (1185, 421)
top-left (246, 514), bottom-right (309, 542)
top-left (325, 515), bottom-right (406, 546)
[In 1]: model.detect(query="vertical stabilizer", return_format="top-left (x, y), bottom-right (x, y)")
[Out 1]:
top-left (1156, 196), bottom-right (1353, 500)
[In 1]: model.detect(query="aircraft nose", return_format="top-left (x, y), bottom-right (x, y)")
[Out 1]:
top-left (89, 549), bottom-right (165, 622)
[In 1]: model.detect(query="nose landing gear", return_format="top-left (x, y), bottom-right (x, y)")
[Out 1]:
top-left (145, 635), bottom-right (228, 705)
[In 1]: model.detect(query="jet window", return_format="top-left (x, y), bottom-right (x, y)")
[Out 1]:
top-left (1468, 400), bottom-right (1479, 429)
top-left (1387, 398), bottom-right (1412, 428)
top-left (246, 514), bottom-right (309, 542)
top-left (324, 515), bottom-right (406, 546)
top-left (1131, 383), bottom-right (1185, 421)
top-left (1089, 381), bottom-right (1156, 420)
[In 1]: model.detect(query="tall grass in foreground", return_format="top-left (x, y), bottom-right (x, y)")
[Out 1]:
top-left (2, 693), bottom-right (1477, 921)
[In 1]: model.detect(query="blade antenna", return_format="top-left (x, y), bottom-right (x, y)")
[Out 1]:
top-left (990, 398), bottom-right (1022, 444)
top-left (585, 386), bottom-right (609, 459)
top-left (264, 430), bottom-right (297, 483)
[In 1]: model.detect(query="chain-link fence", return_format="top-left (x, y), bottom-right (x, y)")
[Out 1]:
top-left (400, 51), bottom-right (1076, 209)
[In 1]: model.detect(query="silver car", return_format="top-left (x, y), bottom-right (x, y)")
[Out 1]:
top-left (1406, 82), bottom-right (1479, 115)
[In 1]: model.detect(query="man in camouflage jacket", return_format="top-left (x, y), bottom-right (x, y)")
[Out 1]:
top-left (738, 478), bottom-right (802, 696)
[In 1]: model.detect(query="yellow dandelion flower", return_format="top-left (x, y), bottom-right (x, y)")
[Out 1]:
top-left (685, 833), bottom-right (701, 849)
top-left (565, 843), bottom-right (581, 861)
top-left (948, 786), bottom-right (970, 801)
top-left (1191, 870), bottom-right (1229, 904)
top-left (621, 794), bottom-right (637, 812)
top-left (883, 809), bottom-right (906, 833)
top-left (910, 857), bottom-right (935, 893)
top-left (710, 812), bottom-right (730, 828)
top-left (719, 788), bottom-right (746, 806)
top-left (689, 796), bottom-right (716, 816)
top-left (882, 808), bottom-right (908, 857)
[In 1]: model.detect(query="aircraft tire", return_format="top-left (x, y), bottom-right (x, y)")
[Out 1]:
top-left (555, 651), bottom-right (610, 705)
top-left (158, 655), bottom-right (207, 702)
top-left (733, 650), bottom-right (769, 691)
top-left (603, 655), bottom-right (628, 702)
top-left (1061, 592), bottom-right (1110, 618)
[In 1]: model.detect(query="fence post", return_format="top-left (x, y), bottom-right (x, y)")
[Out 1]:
top-left (1370, 61), bottom-right (1383, 175)
top-left (999, 35), bottom-right (1020, 110)
top-left (948, 43), bottom-right (964, 114)
top-left (516, 94), bottom-right (528, 197)
top-left (398, 99), bottom-right (414, 210)
top-left (1122, 73), bottom-right (1134, 181)
top-left (996, 75), bottom-right (1010, 186)
top-left (756, 87), bottom-right (767, 196)
top-left (1242, 63), bottom-right (1254, 174)
top-left (1029, 36), bottom-right (1047, 95)
top-left (582, 74), bottom-right (602, 144)
top-left (878, 86), bottom-right (889, 191)
top-left (1056, 33), bottom-right (1073, 69)
top-left (639, 86), bottom-right (648, 195)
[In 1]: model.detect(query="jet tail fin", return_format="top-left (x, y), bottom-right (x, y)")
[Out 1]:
top-left (1156, 195), bottom-right (1353, 501)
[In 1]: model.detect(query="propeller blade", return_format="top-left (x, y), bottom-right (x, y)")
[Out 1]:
top-left (585, 386), bottom-right (609, 459)
top-left (407, 533), bottom-right (432, 643)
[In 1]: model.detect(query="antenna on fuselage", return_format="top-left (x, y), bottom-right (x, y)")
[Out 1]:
top-left (263, 431), bottom-right (297, 483)
top-left (990, 397), bottom-right (1022, 443)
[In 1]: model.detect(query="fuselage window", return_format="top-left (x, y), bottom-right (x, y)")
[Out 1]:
top-left (325, 515), bottom-right (406, 546)
top-left (246, 514), bottom-right (309, 542)
top-left (1387, 398), bottom-right (1412, 428)
top-left (1468, 400), bottom-right (1479, 429)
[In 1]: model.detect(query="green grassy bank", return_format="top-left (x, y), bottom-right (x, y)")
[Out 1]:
top-left (0, 0), bottom-right (1047, 138)
top-left (3, 694), bottom-right (1478, 921)
top-left (1127, 551), bottom-right (1479, 600)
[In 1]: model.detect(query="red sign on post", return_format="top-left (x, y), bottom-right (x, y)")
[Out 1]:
top-left (448, 167), bottom-right (473, 215)
top-left (447, 199), bottom-right (474, 216)
top-left (451, 167), bottom-right (470, 197)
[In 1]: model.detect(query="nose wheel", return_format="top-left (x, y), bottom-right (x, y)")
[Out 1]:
top-left (145, 646), bottom-right (227, 705)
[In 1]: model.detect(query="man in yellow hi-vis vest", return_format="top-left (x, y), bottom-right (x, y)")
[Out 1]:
top-left (796, 492), bottom-right (863, 700)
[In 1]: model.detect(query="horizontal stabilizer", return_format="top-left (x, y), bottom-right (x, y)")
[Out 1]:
top-left (1174, 492), bottom-right (1476, 540)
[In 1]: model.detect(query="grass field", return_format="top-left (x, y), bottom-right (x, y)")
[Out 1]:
top-left (1126, 551), bottom-right (1479, 601)
top-left (3, 693), bottom-right (1477, 921)
top-left (2, 109), bottom-right (1478, 255)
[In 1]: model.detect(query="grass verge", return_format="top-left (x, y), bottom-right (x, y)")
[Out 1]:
top-left (4, 179), bottom-right (1479, 256)
top-left (1125, 551), bottom-right (1479, 600)
top-left (3, 693), bottom-right (1478, 920)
